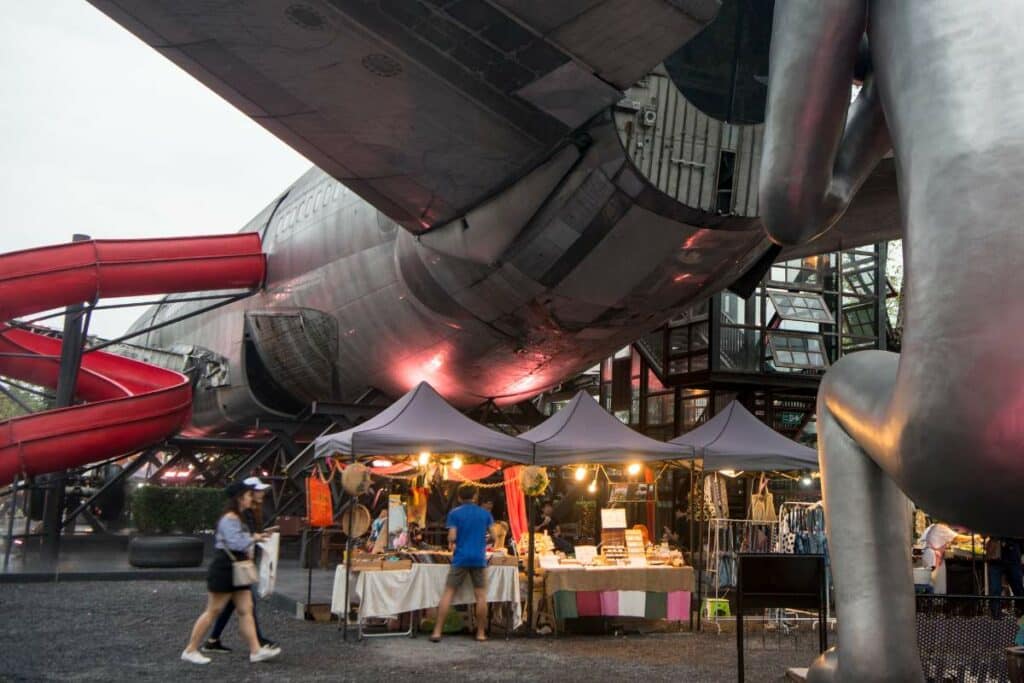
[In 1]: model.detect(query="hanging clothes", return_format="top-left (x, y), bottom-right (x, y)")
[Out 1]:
top-left (703, 473), bottom-right (729, 519)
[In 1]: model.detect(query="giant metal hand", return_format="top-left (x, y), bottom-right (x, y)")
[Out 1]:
top-left (760, 1), bottom-right (1024, 680)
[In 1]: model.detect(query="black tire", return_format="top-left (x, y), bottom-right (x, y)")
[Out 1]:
top-left (128, 535), bottom-right (205, 568)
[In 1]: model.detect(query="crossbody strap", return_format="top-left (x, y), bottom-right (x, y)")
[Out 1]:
top-left (217, 517), bottom-right (239, 562)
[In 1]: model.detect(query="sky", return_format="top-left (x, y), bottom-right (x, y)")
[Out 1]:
top-left (0, 1), bottom-right (310, 338)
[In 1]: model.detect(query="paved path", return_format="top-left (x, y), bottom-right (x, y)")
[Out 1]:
top-left (0, 580), bottom-right (822, 682)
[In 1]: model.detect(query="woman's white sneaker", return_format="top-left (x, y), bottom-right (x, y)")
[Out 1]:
top-left (180, 649), bottom-right (211, 665)
top-left (249, 645), bottom-right (281, 663)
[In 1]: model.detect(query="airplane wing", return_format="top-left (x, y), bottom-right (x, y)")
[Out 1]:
top-left (89, 0), bottom-right (720, 233)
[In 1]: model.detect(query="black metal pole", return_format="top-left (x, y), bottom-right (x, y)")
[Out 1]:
top-left (40, 234), bottom-right (90, 565)
top-left (3, 475), bottom-right (20, 571)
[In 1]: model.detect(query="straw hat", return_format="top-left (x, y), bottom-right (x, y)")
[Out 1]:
top-left (338, 504), bottom-right (372, 538)
top-left (342, 463), bottom-right (372, 496)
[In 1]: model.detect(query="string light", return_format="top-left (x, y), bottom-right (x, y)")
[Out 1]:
top-left (451, 455), bottom-right (463, 470)
top-left (574, 465), bottom-right (587, 481)
top-left (418, 451), bottom-right (430, 466)
top-left (801, 474), bottom-right (812, 487)
top-left (587, 479), bottom-right (597, 494)
top-left (627, 463), bottom-right (641, 476)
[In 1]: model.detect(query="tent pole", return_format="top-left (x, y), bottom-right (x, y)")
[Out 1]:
top-left (526, 494), bottom-right (535, 635)
top-left (342, 453), bottom-right (356, 641)
top-left (695, 462), bottom-right (705, 632)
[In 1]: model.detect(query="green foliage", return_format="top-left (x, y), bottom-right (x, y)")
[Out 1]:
top-left (0, 382), bottom-right (49, 421)
top-left (131, 486), bottom-right (223, 534)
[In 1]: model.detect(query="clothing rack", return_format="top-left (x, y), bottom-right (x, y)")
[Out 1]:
top-left (703, 517), bottom-right (780, 627)
top-left (776, 500), bottom-right (834, 627)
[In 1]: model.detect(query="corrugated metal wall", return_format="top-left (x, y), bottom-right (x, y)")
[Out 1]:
top-left (613, 65), bottom-right (763, 217)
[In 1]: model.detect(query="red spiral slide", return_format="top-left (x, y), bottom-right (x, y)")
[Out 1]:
top-left (0, 234), bottom-right (265, 485)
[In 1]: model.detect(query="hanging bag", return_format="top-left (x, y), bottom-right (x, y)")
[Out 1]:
top-left (750, 474), bottom-right (776, 523)
top-left (306, 468), bottom-right (334, 528)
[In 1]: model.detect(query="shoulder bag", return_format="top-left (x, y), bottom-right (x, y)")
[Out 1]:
top-left (218, 524), bottom-right (259, 587)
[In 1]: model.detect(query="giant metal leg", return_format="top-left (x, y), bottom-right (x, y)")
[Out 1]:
top-left (808, 360), bottom-right (922, 683)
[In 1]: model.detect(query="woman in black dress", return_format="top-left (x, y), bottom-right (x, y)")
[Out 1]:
top-left (181, 481), bottom-right (281, 664)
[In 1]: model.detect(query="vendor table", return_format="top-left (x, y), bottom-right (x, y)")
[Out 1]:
top-left (544, 565), bottom-right (694, 626)
top-left (331, 564), bottom-right (521, 638)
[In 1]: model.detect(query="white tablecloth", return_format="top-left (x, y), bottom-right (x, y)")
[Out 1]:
top-left (332, 564), bottom-right (521, 627)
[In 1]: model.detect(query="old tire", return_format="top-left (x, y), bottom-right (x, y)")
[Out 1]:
top-left (129, 535), bottom-right (205, 568)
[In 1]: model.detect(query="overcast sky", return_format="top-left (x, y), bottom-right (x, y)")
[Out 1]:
top-left (0, 1), bottom-right (310, 338)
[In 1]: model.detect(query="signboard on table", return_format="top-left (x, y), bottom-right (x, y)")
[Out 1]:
top-left (601, 508), bottom-right (627, 529)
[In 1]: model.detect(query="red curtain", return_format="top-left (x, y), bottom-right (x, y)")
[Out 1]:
top-left (502, 466), bottom-right (528, 544)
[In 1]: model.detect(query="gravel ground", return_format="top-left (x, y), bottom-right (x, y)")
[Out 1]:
top-left (0, 581), bottom-right (822, 682)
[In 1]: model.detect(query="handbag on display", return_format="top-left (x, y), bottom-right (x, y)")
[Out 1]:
top-left (749, 474), bottom-right (776, 523)
top-left (306, 471), bottom-right (334, 527)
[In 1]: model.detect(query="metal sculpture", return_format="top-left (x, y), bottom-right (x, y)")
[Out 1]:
top-left (759, 1), bottom-right (1024, 680)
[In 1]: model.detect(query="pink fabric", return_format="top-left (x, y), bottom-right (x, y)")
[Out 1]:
top-left (502, 466), bottom-right (528, 544)
top-left (576, 591), bottom-right (602, 617)
top-left (667, 591), bottom-right (691, 622)
top-left (599, 591), bottom-right (620, 616)
top-left (449, 464), bottom-right (497, 482)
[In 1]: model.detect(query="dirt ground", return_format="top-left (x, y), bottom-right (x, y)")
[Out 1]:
top-left (0, 580), bottom-right (824, 682)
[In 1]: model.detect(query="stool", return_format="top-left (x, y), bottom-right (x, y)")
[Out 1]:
top-left (320, 528), bottom-right (347, 568)
top-left (702, 597), bottom-right (731, 618)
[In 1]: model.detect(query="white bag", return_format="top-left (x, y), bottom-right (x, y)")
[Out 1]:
top-left (258, 532), bottom-right (280, 598)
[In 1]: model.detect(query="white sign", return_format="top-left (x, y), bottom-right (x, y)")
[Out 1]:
top-left (600, 507), bottom-right (627, 529)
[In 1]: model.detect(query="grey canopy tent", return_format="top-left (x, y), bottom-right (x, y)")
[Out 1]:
top-left (522, 391), bottom-right (693, 464)
top-left (668, 400), bottom-right (818, 471)
top-left (313, 381), bottom-right (534, 463)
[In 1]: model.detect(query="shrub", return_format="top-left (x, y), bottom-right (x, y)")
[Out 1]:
top-left (131, 486), bottom-right (223, 534)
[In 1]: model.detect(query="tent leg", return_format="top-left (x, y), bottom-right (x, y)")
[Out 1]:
top-left (526, 501), bottom-right (535, 635)
top-left (342, 454), bottom-right (357, 641)
top-left (696, 471), bottom-right (705, 632)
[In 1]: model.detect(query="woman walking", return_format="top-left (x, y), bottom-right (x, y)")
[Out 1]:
top-left (181, 481), bottom-right (281, 664)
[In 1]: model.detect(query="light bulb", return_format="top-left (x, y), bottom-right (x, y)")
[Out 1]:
top-left (574, 465), bottom-right (587, 481)
top-left (801, 475), bottom-right (812, 487)
top-left (587, 480), bottom-right (597, 494)
top-left (418, 451), bottom-right (430, 466)
top-left (451, 455), bottom-right (463, 470)
top-left (372, 458), bottom-right (393, 468)
top-left (627, 463), bottom-right (641, 476)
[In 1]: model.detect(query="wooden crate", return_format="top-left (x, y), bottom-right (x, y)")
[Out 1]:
top-left (381, 559), bottom-right (413, 571)
top-left (351, 556), bottom-right (382, 571)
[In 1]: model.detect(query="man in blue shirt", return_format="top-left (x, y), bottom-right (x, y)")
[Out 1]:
top-left (430, 485), bottom-right (494, 642)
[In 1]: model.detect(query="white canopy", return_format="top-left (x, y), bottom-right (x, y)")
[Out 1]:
top-left (669, 400), bottom-right (818, 472)
top-left (522, 391), bottom-right (693, 465)
top-left (313, 381), bottom-right (534, 464)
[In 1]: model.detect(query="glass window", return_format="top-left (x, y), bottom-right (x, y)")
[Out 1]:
top-left (647, 393), bottom-right (675, 426)
top-left (842, 304), bottom-right (876, 338)
top-left (767, 332), bottom-right (830, 369)
top-left (767, 291), bottom-right (833, 324)
top-left (843, 269), bottom-right (876, 296)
